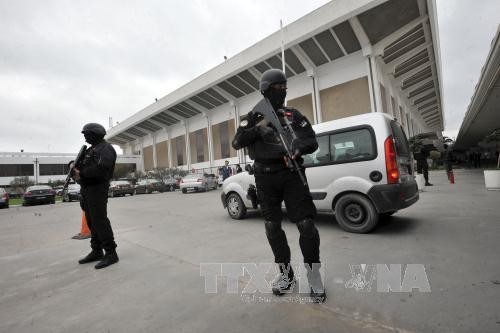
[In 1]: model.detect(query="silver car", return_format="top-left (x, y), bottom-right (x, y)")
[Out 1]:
top-left (180, 174), bottom-right (218, 193)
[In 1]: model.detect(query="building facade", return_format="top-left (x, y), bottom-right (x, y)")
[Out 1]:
top-left (106, 0), bottom-right (444, 174)
top-left (0, 152), bottom-right (140, 187)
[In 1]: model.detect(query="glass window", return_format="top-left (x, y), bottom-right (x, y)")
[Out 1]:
top-left (330, 129), bottom-right (375, 162)
top-left (390, 121), bottom-right (410, 157)
top-left (303, 135), bottom-right (330, 166)
top-left (39, 164), bottom-right (69, 176)
top-left (0, 164), bottom-right (34, 177)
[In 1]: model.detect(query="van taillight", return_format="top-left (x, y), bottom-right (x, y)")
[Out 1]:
top-left (384, 135), bottom-right (399, 184)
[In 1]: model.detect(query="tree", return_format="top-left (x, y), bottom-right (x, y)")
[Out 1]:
top-left (9, 176), bottom-right (35, 193)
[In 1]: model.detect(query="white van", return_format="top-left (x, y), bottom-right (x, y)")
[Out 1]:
top-left (221, 112), bottom-right (419, 233)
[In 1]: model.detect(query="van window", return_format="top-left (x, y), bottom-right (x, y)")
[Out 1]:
top-left (303, 128), bottom-right (376, 166)
top-left (390, 121), bottom-right (410, 157)
top-left (331, 129), bottom-right (375, 162)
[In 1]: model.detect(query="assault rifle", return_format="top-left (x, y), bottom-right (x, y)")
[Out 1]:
top-left (62, 145), bottom-right (87, 194)
top-left (251, 98), bottom-right (308, 186)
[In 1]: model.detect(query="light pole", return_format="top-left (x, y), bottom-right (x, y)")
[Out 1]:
top-left (33, 157), bottom-right (39, 185)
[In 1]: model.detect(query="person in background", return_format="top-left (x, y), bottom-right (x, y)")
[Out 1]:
top-left (221, 160), bottom-right (233, 180)
top-left (236, 164), bottom-right (243, 173)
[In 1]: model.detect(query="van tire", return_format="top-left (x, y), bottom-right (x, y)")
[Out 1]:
top-left (226, 193), bottom-right (247, 220)
top-left (334, 193), bottom-right (379, 233)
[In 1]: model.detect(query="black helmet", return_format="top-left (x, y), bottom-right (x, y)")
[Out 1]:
top-left (259, 69), bottom-right (286, 92)
top-left (81, 123), bottom-right (106, 136)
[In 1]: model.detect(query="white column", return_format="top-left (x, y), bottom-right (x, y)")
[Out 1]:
top-left (184, 121), bottom-right (191, 170)
top-left (151, 133), bottom-right (158, 169)
top-left (313, 73), bottom-right (322, 124)
top-left (205, 113), bottom-right (214, 168)
top-left (369, 55), bottom-right (383, 113)
top-left (166, 129), bottom-right (173, 168)
top-left (232, 103), bottom-right (243, 163)
top-left (139, 139), bottom-right (145, 173)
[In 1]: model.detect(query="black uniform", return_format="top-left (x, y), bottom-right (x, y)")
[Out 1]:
top-left (79, 140), bottom-right (117, 252)
top-left (415, 147), bottom-right (431, 185)
top-left (232, 107), bottom-right (320, 267)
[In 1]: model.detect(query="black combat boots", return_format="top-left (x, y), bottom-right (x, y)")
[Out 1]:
top-left (307, 264), bottom-right (326, 303)
top-left (272, 264), bottom-right (295, 296)
top-left (94, 250), bottom-right (119, 269)
top-left (78, 249), bottom-right (104, 264)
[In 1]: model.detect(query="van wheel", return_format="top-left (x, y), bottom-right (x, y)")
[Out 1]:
top-left (226, 193), bottom-right (247, 220)
top-left (334, 193), bottom-right (378, 233)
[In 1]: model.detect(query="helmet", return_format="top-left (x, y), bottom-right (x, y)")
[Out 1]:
top-left (81, 123), bottom-right (106, 136)
top-left (259, 69), bottom-right (286, 92)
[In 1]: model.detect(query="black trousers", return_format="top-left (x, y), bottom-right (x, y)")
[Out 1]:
top-left (255, 168), bottom-right (320, 266)
top-left (416, 159), bottom-right (429, 183)
top-left (80, 183), bottom-right (117, 252)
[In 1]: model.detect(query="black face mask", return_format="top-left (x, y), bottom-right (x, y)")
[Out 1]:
top-left (83, 132), bottom-right (103, 145)
top-left (265, 89), bottom-right (287, 110)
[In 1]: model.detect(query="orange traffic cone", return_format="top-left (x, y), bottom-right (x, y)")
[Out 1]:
top-left (80, 211), bottom-right (91, 236)
top-left (72, 210), bottom-right (91, 240)
top-left (449, 171), bottom-right (455, 184)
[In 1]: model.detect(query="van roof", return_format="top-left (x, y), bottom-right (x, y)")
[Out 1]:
top-left (312, 112), bottom-right (394, 134)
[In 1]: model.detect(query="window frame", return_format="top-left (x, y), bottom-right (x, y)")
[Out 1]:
top-left (303, 125), bottom-right (378, 168)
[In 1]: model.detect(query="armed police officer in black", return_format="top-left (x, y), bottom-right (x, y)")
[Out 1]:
top-left (73, 123), bottom-right (119, 269)
top-left (232, 69), bottom-right (326, 302)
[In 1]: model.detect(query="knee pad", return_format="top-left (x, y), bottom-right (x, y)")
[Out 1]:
top-left (264, 220), bottom-right (283, 239)
top-left (297, 219), bottom-right (318, 239)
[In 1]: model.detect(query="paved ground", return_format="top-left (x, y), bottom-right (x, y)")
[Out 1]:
top-left (0, 169), bottom-right (499, 333)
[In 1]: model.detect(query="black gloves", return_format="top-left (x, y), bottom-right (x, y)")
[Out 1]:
top-left (256, 124), bottom-right (277, 142)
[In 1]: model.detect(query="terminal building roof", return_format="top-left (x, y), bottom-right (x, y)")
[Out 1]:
top-left (106, 0), bottom-right (443, 146)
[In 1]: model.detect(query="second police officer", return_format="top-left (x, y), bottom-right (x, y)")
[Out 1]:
top-left (232, 69), bottom-right (326, 302)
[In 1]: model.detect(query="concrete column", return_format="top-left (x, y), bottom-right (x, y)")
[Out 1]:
top-left (205, 113), bottom-right (214, 168)
top-left (184, 121), bottom-right (191, 170)
top-left (231, 102), bottom-right (243, 163)
top-left (139, 139), bottom-right (145, 173)
top-left (166, 129), bottom-right (173, 168)
top-left (306, 69), bottom-right (322, 125)
top-left (369, 55), bottom-right (383, 113)
top-left (366, 56), bottom-right (377, 113)
top-left (151, 133), bottom-right (158, 169)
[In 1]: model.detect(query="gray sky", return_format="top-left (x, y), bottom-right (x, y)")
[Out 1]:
top-left (0, 0), bottom-right (498, 153)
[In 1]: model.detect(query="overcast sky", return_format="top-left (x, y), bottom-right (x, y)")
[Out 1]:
top-left (0, 0), bottom-right (498, 153)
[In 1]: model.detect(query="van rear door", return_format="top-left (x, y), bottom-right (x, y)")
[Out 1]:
top-left (389, 121), bottom-right (413, 184)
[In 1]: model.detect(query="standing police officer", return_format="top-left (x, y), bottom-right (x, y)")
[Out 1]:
top-left (73, 123), bottom-right (119, 269)
top-left (232, 69), bottom-right (326, 302)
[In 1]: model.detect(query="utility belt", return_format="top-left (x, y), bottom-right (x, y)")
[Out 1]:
top-left (253, 159), bottom-right (287, 174)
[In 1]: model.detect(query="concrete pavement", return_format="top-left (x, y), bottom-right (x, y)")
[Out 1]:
top-left (0, 169), bottom-right (499, 332)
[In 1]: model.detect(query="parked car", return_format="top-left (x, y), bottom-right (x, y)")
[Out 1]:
top-left (134, 179), bottom-right (170, 194)
top-left (0, 188), bottom-right (9, 209)
top-left (62, 184), bottom-right (81, 202)
top-left (108, 180), bottom-right (134, 197)
top-left (221, 112), bottom-right (419, 233)
top-left (22, 185), bottom-right (56, 206)
top-left (162, 177), bottom-right (177, 192)
top-left (180, 173), bottom-right (218, 193)
top-left (54, 186), bottom-right (65, 196)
